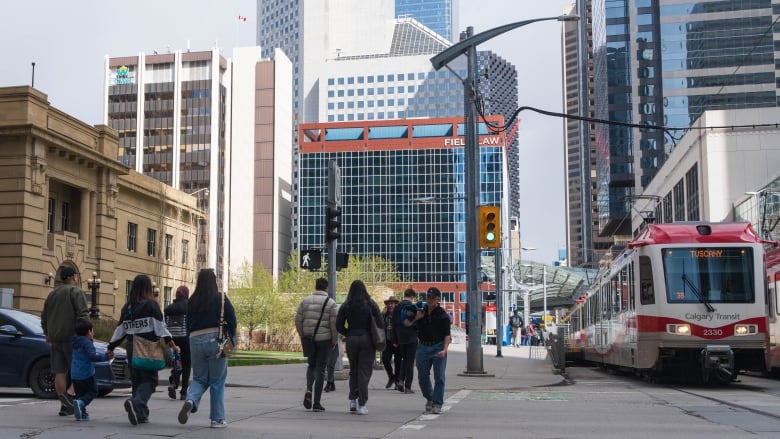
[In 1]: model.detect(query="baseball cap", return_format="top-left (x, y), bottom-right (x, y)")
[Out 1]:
top-left (384, 296), bottom-right (399, 304)
top-left (59, 266), bottom-right (78, 280)
top-left (426, 287), bottom-right (441, 298)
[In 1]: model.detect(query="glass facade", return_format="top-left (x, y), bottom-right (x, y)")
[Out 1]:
top-left (298, 118), bottom-right (504, 285)
top-left (395, 0), bottom-right (455, 41)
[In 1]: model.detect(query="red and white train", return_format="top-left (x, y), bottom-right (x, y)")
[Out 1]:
top-left (764, 248), bottom-right (780, 372)
top-left (564, 222), bottom-right (772, 383)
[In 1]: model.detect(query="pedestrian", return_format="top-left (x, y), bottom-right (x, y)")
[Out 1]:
top-left (509, 310), bottom-right (524, 347)
top-left (164, 285), bottom-right (191, 400)
top-left (70, 319), bottom-right (113, 421)
top-left (178, 268), bottom-right (237, 428)
top-left (336, 279), bottom-right (384, 415)
top-left (107, 274), bottom-right (179, 425)
top-left (406, 287), bottom-right (451, 414)
top-left (41, 266), bottom-right (89, 416)
top-left (294, 277), bottom-right (338, 412)
top-left (323, 338), bottom-right (341, 393)
top-left (381, 296), bottom-right (401, 390)
top-left (392, 288), bottom-right (419, 393)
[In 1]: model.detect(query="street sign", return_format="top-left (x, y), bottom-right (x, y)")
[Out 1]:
top-left (300, 249), bottom-right (321, 270)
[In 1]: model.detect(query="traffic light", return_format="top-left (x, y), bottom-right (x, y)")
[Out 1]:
top-left (300, 249), bottom-right (321, 270)
top-left (478, 205), bottom-right (501, 248)
top-left (325, 205), bottom-right (341, 242)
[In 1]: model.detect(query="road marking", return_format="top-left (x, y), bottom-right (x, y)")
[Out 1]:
top-left (400, 389), bottom-right (472, 431)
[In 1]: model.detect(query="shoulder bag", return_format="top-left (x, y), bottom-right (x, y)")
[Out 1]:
top-left (301, 298), bottom-right (329, 357)
top-left (217, 293), bottom-right (235, 358)
top-left (370, 305), bottom-right (386, 352)
top-left (129, 305), bottom-right (167, 371)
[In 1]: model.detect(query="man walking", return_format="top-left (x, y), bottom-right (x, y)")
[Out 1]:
top-left (295, 278), bottom-right (338, 412)
top-left (406, 287), bottom-right (451, 414)
top-left (381, 296), bottom-right (401, 390)
top-left (392, 288), bottom-right (419, 393)
top-left (41, 266), bottom-right (89, 416)
top-left (509, 310), bottom-right (524, 347)
top-left (164, 285), bottom-right (191, 400)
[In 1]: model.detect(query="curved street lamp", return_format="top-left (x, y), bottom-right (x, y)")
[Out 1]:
top-left (431, 13), bottom-right (579, 375)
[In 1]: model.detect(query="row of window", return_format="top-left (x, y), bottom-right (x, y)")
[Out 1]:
top-left (126, 222), bottom-right (189, 264)
top-left (47, 198), bottom-right (70, 233)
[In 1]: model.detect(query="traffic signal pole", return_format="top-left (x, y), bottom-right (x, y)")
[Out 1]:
top-left (326, 160), bottom-right (341, 300)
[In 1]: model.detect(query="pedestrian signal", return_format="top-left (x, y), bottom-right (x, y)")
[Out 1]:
top-left (478, 205), bottom-right (500, 248)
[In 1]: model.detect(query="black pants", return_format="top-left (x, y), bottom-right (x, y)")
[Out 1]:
top-left (382, 343), bottom-right (401, 382)
top-left (326, 343), bottom-right (338, 383)
top-left (129, 366), bottom-right (158, 421)
top-left (397, 341), bottom-right (418, 389)
top-left (72, 376), bottom-right (98, 407)
top-left (346, 334), bottom-right (375, 406)
top-left (306, 340), bottom-right (331, 405)
top-left (169, 336), bottom-right (191, 394)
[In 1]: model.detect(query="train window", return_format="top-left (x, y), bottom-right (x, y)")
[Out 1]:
top-left (663, 247), bottom-right (754, 304)
top-left (639, 256), bottom-right (655, 304)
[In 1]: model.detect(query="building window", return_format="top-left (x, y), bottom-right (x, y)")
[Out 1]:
top-left (685, 164), bottom-right (699, 221)
top-left (182, 239), bottom-right (189, 264)
top-left (61, 202), bottom-right (70, 231)
top-left (673, 180), bottom-right (685, 221)
top-left (47, 198), bottom-right (55, 233)
top-left (164, 286), bottom-right (172, 306)
top-left (125, 280), bottom-right (133, 302)
top-left (147, 228), bottom-right (157, 257)
top-left (127, 222), bottom-right (137, 252)
top-left (165, 234), bottom-right (173, 260)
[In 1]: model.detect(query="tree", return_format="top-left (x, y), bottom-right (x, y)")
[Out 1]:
top-left (228, 261), bottom-right (285, 349)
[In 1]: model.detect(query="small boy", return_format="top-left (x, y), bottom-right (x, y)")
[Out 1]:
top-left (70, 320), bottom-right (113, 421)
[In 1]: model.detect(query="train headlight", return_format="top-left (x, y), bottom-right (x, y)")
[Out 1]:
top-left (667, 324), bottom-right (691, 335)
top-left (734, 324), bottom-right (757, 336)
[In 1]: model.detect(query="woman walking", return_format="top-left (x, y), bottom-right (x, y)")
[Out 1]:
top-left (107, 274), bottom-right (178, 425)
top-left (336, 280), bottom-right (384, 415)
top-left (178, 268), bottom-right (237, 428)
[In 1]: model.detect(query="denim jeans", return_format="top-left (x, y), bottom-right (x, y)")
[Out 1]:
top-left (185, 331), bottom-right (228, 422)
top-left (416, 341), bottom-right (446, 406)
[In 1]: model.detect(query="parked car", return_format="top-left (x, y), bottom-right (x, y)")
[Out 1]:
top-left (0, 308), bottom-right (130, 398)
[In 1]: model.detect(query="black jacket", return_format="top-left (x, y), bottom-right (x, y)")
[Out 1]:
top-left (392, 299), bottom-right (418, 345)
top-left (164, 298), bottom-right (188, 339)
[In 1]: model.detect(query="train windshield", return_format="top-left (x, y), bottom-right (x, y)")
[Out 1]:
top-left (663, 247), bottom-right (755, 304)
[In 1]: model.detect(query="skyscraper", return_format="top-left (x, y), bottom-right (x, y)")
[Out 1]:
top-left (395, 0), bottom-right (459, 42)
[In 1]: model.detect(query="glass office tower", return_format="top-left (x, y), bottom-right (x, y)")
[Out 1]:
top-left (395, 0), bottom-right (459, 42)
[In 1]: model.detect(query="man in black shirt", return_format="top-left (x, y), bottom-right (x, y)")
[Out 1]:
top-left (406, 287), bottom-right (451, 414)
top-left (392, 288), bottom-right (419, 393)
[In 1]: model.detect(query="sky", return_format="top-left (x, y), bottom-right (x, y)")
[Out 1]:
top-left (0, 0), bottom-right (570, 266)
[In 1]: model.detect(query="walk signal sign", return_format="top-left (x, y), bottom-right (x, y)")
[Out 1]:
top-left (478, 205), bottom-right (500, 248)
top-left (300, 249), bottom-right (321, 270)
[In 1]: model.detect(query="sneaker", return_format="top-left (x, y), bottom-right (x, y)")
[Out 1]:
top-left (124, 399), bottom-right (139, 425)
top-left (73, 399), bottom-right (85, 421)
top-left (425, 399), bottom-right (433, 413)
top-left (138, 418), bottom-right (149, 424)
top-left (180, 393), bottom-right (186, 401)
top-left (58, 393), bottom-right (75, 410)
top-left (58, 405), bottom-right (73, 416)
top-left (357, 405), bottom-right (368, 415)
top-left (303, 390), bottom-right (313, 410)
top-left (396, 383), bottom-right (405, 392)
top-left (432, 404), bottom-right (442, 414)
top-left (324, 382), bottom-right (335, 392)
top-left (385, 378), bottom-right (395, 389)
top-left (82, 413), bottom-right (90, 421)
top-left (210, 419), bottom-right (228, 428)
top-left (178, 400), bottom-right (194, 424)
top-left (404, 387), bottom-right (415, 394)
top-left (168, 385), bottom-right (177, 400)
top-left (349, 399), bottom-right (357, 413)
top-left (312, 403), bottom-right (325, 412)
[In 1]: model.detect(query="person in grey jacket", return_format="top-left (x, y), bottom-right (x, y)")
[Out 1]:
top-left (295, 278), bottom-right (338, 412)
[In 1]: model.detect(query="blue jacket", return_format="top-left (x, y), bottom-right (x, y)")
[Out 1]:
top-left (70, 335), bottom-right (108, 380)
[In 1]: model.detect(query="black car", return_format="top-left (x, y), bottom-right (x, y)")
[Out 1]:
top-left (0, 308), bottom-right (131, 398)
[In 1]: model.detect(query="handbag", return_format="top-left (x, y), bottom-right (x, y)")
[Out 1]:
top-left (301, 298), bottom-right (329, 357)
top-left (217, 292), bottom-right (235, 358)
top-left (131, 336), bottom-right (167, 371)
top-left (370, 308), bottom-right (386, 351)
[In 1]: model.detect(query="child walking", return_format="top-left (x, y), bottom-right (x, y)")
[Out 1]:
top-left (71, 320), bottom-right (113, 420)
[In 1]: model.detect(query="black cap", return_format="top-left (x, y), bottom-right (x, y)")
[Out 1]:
top-left (426, 287), bottom-right (441, 298)
top-left (60, 267), bottom-right (77, 281)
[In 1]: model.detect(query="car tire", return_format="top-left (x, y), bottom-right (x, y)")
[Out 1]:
top-left (29, 358), bottom-right (56, 399)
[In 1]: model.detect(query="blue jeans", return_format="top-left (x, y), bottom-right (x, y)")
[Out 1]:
top-left (416, 341), bottom-right (446, 406)
top-left (185, 332), bottom-right (228, 422)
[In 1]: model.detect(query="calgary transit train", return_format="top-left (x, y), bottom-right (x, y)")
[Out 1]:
top-left (564, 222), bottom-right (772, 384)
top-left (764, 248), bottom-right (780, 372)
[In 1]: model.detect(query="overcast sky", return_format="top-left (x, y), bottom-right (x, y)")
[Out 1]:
top-left (0, 0), bottom-right (571, 265)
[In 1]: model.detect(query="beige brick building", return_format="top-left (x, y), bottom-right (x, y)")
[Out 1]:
top-left (0, 86), bottom-right (201, 319)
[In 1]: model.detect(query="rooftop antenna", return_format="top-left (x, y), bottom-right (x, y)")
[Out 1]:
top-left (31, 62), bottom-right (35, 88)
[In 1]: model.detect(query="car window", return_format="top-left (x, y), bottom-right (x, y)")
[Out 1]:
top-left (3, 310), bottom-right (44, 335)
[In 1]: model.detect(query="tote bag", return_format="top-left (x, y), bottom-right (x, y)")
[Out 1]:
top-left (131, 336), bottom-right (167, 371)
top-left (370, 311), bottom-right (386, 351)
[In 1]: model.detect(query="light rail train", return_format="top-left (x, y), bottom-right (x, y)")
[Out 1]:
top-left (564, 222), bottom-right (772, 384)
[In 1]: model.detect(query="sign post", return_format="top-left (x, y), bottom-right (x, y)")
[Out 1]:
top-left (326, 160), bottom-right (341, 300)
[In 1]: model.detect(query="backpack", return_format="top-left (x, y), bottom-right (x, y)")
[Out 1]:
top-left (510, 315), bottom-right (522, 328)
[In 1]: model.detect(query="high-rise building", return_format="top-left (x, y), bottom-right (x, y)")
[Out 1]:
top-left (395, 0), bottom-right (459, 42)
top-left (103, 48), bottom-right (293, 288)
top-left (298, 116), bottom-right (506, 326)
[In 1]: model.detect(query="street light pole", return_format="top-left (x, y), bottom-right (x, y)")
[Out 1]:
top-left (431, 13), bottom-right (578, 376)
top-left (87, 272), bottom-right (101, 320)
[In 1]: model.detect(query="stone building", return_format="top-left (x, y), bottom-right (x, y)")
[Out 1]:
top-left (0, 86), bottom-right (201, 319)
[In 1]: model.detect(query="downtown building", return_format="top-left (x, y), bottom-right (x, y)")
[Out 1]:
top-left (298, 116), bottom-right (507, 326)
top-left (103, 48), bottom-right (293, 289)
top-left (395, 0), bottom-right (459, 42)
top-left (564, 0), bottom-right (780, 267)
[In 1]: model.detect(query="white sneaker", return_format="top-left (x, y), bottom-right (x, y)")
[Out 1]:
top-left (349, 399), bottom-right (357, 413)
top-left (357, 405), bottom-right (368, 415)
top-left (210, 419), bottom-right (228, 428)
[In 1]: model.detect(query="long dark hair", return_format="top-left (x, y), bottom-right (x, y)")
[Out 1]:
top-left (188, 268), bottom-right (218, 313)
top-left (128, 274), bottom-right (153, 305)
top-left (344, 280), bottom-right (370, 307)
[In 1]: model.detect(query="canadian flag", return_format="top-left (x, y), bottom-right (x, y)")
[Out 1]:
top-left (237, 15), bottom-right (247, 22)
